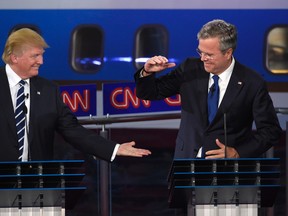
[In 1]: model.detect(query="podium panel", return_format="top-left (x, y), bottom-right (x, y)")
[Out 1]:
top-left (194, 204), bottom-right (257, 216)
top-left (0, 160), bottom-right (86, 215)
top-left (0, 207), bottom-right (62, 216)
top-left (168, 158), bottom-right (280, 216)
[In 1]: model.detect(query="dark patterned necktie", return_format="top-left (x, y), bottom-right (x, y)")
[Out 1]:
top-left (207, 75), bottom-right (219, 123)
top-left (15, 80), bottom-right (26, 161)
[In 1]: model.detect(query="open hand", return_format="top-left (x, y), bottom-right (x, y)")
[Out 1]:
top-left (117, 141), bottom-right (151, 157)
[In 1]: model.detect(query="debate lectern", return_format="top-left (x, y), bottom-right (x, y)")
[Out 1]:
top-left (168, 158), bottom-right (280, 216)
top-left (0, 160), bottom-right (86, 216)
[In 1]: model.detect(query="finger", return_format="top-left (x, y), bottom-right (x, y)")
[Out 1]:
top-left (128, 141), bottom-right (136, 146)
top-left (150, 56), bottom-right (169, 64)
top-left (152, 57), bottom-right (166, 65)
top-left (206, 149), bottom-right (221, 156)
top-left (157, 56), bottom-right (169, 63)
top-left (130, 149), bottom-right (151, 157)
top-left (205, 153), bottom-right (224, 159)
top-left (215, 139), bottom-right (225, 148)
top-left (165, 62), bottom-right (176, 68)
top-left (136, 149), bottom-right (152, 155)
top-left (205, 148), bottom-right (225, 158)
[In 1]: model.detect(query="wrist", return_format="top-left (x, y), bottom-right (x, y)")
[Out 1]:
top-left (142, 68), bottom-right (152, 76)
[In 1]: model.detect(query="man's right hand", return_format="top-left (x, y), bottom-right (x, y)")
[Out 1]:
top-left (143, 56), bottom-right (176, 76)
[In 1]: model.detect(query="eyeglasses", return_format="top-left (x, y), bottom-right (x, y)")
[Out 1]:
top-left (196, 48), bottom-right (215, 60)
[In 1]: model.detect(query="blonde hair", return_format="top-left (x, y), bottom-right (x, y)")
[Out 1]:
top-left (2, 28), bottom-right (49, 64)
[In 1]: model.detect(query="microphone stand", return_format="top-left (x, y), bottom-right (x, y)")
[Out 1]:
top-left (224, 112), bottom-right (227, 159)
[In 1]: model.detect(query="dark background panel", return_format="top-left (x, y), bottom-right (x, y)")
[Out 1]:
top-left (54, 128), bottom-right (286, 216)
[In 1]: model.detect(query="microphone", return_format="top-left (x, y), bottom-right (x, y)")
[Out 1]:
top-left (23, 105), bottom-right (31, 161)
top-left (25, 93), bottom-right (29, 99)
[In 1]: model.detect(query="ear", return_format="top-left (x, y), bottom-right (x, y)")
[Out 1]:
top-left (10, 53), bottom-right (18, 63)
top-left (225, 48), bottom-right (233, 59)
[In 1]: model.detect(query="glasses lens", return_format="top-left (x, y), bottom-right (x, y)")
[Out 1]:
top-left (196, 49), bottom-right (213, 60)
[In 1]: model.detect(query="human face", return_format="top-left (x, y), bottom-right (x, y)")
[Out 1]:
top-left (11, 45), bottom-right (45, 79)
top-left (197, 37), bottom-right (232, 75)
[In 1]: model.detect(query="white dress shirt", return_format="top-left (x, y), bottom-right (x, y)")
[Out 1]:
top-left (6, 64), bottom-right (30, 161)
top-left (197, 57), bottom-right (235, 157)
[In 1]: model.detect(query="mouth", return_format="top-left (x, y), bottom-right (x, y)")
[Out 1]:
top-left (204, 62), bottom-right (212, 66)
top-left (203, 62), bottom-right (213, 72)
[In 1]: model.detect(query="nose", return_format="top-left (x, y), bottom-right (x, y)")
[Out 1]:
top-left (37, 55), bottom-right (44, 64)
top-left (200, 54), bottom-right (209, 61)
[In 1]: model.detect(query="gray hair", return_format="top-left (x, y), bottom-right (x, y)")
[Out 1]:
top-left (197, 19), bottom-right (237, 52)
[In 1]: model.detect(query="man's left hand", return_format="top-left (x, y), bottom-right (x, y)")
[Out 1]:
top-left (117, 141), bottom-right (152, 157)
top-left (205, 139), bottom-right (239, 159)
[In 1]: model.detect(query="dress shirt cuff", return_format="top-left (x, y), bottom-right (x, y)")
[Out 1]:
top-left (140, 69), bottom-right (152, 78)
top-left (111, 144), bottom-right (120, 161)
top-left (139, 69), bottom-right (145, 78)
top-left (196, 147), bottom-right (202, 158)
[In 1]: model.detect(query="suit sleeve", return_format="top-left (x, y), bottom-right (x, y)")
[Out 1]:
top-left (134, 59), bottom-right (192, 100)
top-left (55, 88), bottom-right (117, 162)
top-left (235, 81), bottom-right (282, 157)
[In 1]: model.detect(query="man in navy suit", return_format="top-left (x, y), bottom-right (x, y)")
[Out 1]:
top-left (0, 28), bottom-right (151, 161)
top-left (135, 19), bottom-right (281, 159)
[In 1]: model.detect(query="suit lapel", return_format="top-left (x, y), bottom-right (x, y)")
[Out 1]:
top-left (0, 68), bottom-right (18, 143)
top-left (29, 77), bottom-right (42, 146)
top-left (218, 62), bottom-right (245, 115)
top-left (198, 72), bottom-right (210, 123)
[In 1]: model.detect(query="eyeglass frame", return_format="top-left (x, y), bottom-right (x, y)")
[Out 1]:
top-left (196, 48), bottom-right (229, 60)
top-left (196, 48), bottom-right (216, 60)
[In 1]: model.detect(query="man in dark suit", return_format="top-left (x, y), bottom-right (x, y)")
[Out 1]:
top-left (0, 28), bottom-right (151, 162)
top-left (135, 19), bottom-right (282, 159)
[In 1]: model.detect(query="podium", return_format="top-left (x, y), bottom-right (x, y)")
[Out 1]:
top-left (168, 158), bottom-right (280, 216)
top-left (0, 160), bottom-right (86, 216)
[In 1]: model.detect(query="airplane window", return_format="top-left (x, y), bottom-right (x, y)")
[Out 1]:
top-left (134, 25), bottom-right (168, 70)
top-left (70, 25), bottom-right (104, 73)
top-left (266, 26), bottom-right (288, 74)
top-left (9, 24), bottom-right (41, 36)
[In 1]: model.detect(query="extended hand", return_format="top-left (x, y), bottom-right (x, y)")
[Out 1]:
top-left (117, 141), bottom-right (151, 157)
top-left (205, 139), bottom-right (239, 159)
top-left (144, 56), bottom-right (176, 73)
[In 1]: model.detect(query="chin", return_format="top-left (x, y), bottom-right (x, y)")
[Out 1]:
top-left (204, 66), bottom-right (213, 73)
top-left (31, 71), bottom-right (39, 76)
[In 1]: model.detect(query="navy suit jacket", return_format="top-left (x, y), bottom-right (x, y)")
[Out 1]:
top-left (0, 67), bottom-right (116, 161)
top-left (135, 58), bottom-right (282, 158)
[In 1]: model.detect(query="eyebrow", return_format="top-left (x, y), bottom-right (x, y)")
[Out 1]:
top-left (197, 48), bottom-right (214, 56)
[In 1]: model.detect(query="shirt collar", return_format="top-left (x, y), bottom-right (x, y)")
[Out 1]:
top-left (209, 57), bottom-right (235, 83)
top-left (6, 64), bottom-right (30, 87)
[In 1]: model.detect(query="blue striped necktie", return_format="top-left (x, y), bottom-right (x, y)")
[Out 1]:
top-left (15, 80), bottom-right (26, 161)
top-left (207, 75), bottom-right (219, 123)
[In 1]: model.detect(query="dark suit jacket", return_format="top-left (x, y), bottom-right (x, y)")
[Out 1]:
top-left (135, 58), bottom-right (282, 158)
top-left (0, 67), bottom-right (117, 161)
